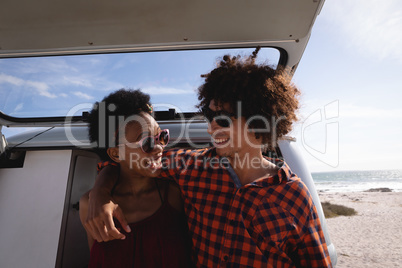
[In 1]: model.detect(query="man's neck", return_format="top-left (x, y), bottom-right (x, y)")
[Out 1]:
top-left (228, 151), bottom-right (278, 186)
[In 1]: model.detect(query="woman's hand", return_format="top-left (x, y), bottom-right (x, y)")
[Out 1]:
top-left (84, 165), bottom-right (131, 242)
top-left (85, 189), bottom-right (131, 242)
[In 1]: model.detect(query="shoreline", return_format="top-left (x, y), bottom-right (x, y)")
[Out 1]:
top-left (319, 191), bottom-right (402, 268)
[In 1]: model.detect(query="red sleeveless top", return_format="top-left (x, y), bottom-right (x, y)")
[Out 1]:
top-left (88, 182), bottom-right (193, 268)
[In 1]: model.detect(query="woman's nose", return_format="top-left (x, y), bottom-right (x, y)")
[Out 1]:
top-left (152, 143), bottom-right (164, 153)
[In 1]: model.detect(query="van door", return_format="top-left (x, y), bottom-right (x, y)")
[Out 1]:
top-left (56, 150), bottom-right (99, 268)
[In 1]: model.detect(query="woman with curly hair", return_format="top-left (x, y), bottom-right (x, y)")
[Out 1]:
top-left (79, 89), bottom-right (193, 267)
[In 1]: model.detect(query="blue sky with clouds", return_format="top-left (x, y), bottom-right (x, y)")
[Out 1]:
top-left (291, 0), bottom-right (402, 171)
top-left (1, 0), bottom-right (401, 172)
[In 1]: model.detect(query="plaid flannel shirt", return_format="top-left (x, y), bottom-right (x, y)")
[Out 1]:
top-left (100, 147), bottom-right (332, 267)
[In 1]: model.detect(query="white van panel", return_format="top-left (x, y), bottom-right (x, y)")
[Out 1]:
top-left (0, 150), bottom-right (72, 268)
top-left (278, 139), bottom-right (337, 265)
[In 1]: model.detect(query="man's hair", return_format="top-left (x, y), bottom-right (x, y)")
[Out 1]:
top-left (87, 89), bottom-right (151, 160)
top-left (197, 47), bottom-right (300, 146)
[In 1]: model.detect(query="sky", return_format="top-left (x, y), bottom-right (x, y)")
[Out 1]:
top-left (291, 0), bottom-right (402, 172)
top-left (1, 0), bottom-right (402, 172)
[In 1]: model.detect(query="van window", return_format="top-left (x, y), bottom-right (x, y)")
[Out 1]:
top-left (0, 48), bottom-right (279, 119)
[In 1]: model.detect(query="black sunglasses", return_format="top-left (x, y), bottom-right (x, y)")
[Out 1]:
top-left (202, 107), bottom-right (236, 128)
top-left (120, 129), bottom-right (170, 153)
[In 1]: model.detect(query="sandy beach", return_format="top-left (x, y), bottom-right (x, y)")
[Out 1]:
top-left (319, 191), bottom-right (402, 268)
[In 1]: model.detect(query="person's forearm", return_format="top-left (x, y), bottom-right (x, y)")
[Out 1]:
top-left (86, 164), bottom-right (129, 241)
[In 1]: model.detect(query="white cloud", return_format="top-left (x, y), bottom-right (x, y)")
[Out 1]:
top-left (0, 73), bottom-right (23, 86)
top-left (73, 91), bottom-right (94, 100)
top-left (7, 58), bottom-right (79, 75)
top-left (322, 0), bottom-right (402, 62)
top-left (27, 81), bottom-right (56, 98)
top-left (14, 103), bottom-right (23, 112)
top-left (62, 76), bottom-right (93, 88)
top-left (0, 73), bottom-right (56, 98)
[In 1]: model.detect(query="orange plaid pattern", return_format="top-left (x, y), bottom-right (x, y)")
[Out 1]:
top-left (100, 148), bottom-right (332, 267)
top-left (161, 148), bottom-right (332, 267)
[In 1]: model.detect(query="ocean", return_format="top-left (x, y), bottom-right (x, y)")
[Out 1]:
top-left (311, 169), bottom-right (402, 192)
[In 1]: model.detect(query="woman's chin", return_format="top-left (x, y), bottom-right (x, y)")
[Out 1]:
top-left (147, 165), bottom-right (162, 177)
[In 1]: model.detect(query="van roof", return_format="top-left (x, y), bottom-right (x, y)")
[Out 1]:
top-left (0, 0), bottom-right (324, 127)
top-left (0, 0), bottom-right (324, 65)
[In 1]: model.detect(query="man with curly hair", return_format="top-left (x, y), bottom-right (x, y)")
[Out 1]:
top-left (85, 48), bottom-right (332, 267)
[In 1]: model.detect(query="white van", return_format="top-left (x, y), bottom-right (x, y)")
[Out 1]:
top-left (0, 0), bottom-right (337, 267)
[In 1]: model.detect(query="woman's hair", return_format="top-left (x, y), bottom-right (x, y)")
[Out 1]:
top-left (87, 89), bottom-right (152, 160)
top-left (197, 47), bottom-right (300, 147)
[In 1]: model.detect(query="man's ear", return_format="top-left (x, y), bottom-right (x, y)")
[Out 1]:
top-left (107, 147), bottom-right (121, 162)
